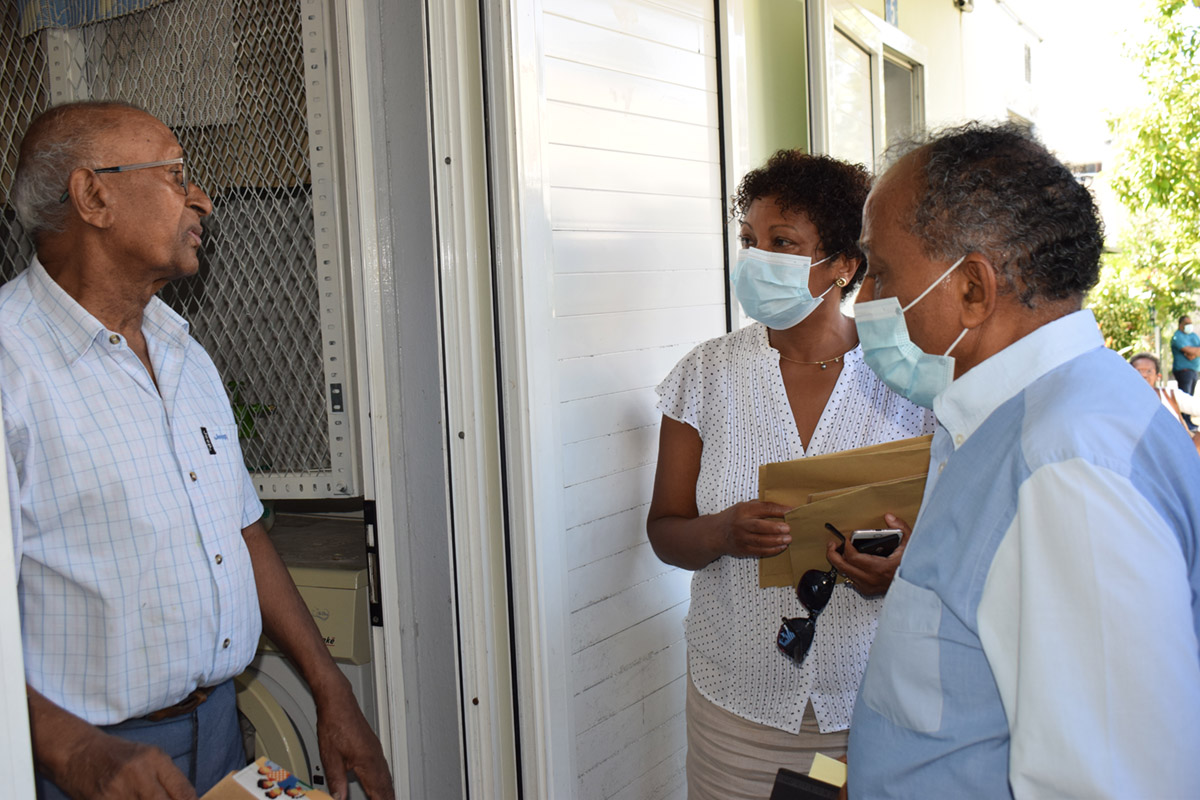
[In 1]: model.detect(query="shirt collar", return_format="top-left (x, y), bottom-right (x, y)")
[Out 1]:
top-left (26, 256), bottom-right (191, 364)
top-left (933, 309), bottom-right (1103, 446)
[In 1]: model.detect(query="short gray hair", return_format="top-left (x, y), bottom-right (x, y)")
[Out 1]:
top-left (12, 100), bottom-right (144, 241)
top-left (884, 121), bottom-right (1104, 309)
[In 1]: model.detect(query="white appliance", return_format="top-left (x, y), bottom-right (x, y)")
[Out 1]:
top-left (236, 513), bottom-right (377, 799)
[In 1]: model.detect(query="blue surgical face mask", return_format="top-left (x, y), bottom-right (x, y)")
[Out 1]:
top-left (854, 256), bottom-right (969, 409)
top-left (732, 247), bottom-right (838, 330)
top-left (1185, 323), bottom-right (1195, 335)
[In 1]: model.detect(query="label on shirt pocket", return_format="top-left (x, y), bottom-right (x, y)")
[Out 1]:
top-left (200, 425), bottom-right (236, 454)
top-left (860, 576), bottom-right (944, 733)
top-left (198, 424), bottom-right (246, 489)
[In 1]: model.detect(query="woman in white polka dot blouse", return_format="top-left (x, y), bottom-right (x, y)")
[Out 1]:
top-left (647, 151), bottom-right (935, 799)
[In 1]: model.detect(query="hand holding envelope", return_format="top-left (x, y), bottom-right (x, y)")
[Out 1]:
top-left (757, 435), bottom-right (933, 588)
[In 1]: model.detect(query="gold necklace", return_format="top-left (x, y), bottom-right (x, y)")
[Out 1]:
top-left (776, 349), bottom-right (851, 369)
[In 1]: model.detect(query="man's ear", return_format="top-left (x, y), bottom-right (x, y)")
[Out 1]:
top-left (957, 254), bottom-right (997, 329)
top-left (64, 168), bottom-right (115, 229)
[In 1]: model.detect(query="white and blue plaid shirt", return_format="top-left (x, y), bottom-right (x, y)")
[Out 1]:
top-left (1, 258), bottom-right (263, 725)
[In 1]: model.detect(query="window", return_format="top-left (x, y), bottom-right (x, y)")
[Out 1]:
top-left (828, 27), bottom-right (875, 168)
top-left (883, 52), bottom-right (923, 147)
top-left (808, 5), bottom-right (925, 167)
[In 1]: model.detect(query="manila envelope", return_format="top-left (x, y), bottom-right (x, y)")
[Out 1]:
top-left (757, 435), bottom-right (932, 588)
top-left (780, 473), bottom-right (927, 580)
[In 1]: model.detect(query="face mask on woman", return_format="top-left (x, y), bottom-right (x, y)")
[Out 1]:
top-left (732, 247), bottom-right (839, 330)
top-left (854, 256), bottom-right (969, 409)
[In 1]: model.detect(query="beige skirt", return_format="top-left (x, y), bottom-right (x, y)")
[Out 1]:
top-left (686, 673), bottom-right (847, 800)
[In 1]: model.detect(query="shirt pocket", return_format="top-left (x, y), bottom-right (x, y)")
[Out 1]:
top-left (199, 424), bottom-right (248, 490)
top-left (859, 576), bottom-right (944, 733)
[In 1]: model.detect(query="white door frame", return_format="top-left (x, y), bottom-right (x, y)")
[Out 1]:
top-left (469, 0), bottom-right (579, 796)
top-left (341, 1), bottom-right (469, 796)
top-left (426, 0), bottom-right (522, 796)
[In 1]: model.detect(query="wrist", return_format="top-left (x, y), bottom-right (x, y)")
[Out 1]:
top-left (308, 665), bottom-right (354, 708)
top-left (707, 512), bottom-right (736, 561)
top-left (28, 695), bottom-right (100, 780)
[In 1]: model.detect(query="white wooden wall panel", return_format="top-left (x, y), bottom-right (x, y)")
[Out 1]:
top-left (563, 464), bottom-right (656, 530)
top-left (610, 750), bottom-right (688, 800)
top-left (575, 642), bottom-right (686, 738)
top-left (547, 102), bottom-right (717, 160)
top-left (545, 60), bottom-right (715, 126)
top-left (569, 569), bottom-right (692, 653)
top-left (571, 603), bottom-right (689, 693)
top-left (553, 231), bottom-right (723, 274)
top-left (548, 145), bottom-right (719, 198)
top-left (562, 427), bottom-right (658, 487)
top-left (578, 708), bottom-right (686, 798)
top-left (555, 271), bottom-right (722, 316)
top-left (638, 0), bottom-right (714, 21)
top-left (551, 188), bottom-right (719, 233)
top-left (569, 540), bottom-right (674, 612)
top-left (577, 679), bottom-right (684, 776)
top-left (544, 0), bottom-right (714, 51)
top-left (541, 1), bottom-right (723, 795)
top-left (566, 506), bottom-right (655, 571)
top-left (557, 345), bottom-right (693, 402)
top-left (560, 387), bottom-right (659, 444)
top-left (544, 16), bottom-right (712, 89)
top-left (556, 307), bottom-right (721, 359)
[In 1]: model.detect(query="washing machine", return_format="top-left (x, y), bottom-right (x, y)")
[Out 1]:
top-left (236, 513), bottom-right (377, 800)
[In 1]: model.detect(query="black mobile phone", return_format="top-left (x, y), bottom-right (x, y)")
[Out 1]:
top-left (850, 528), bottom-right (902, 557)
top-left (770, 767), bottom-right (841, 800)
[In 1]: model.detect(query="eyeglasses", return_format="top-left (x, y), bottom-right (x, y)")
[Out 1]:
top-left (59, 158), bottom-right (188, 203)
top-left (776, 523), bottom-right (845, 665)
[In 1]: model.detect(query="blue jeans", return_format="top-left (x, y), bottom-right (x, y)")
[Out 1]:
top-left (35, 680), bottom-right (245, 798)
top-left (1174, 368), bottom-right (1198, 429)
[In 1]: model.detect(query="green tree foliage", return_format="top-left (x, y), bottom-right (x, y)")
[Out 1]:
top-left (1088, 0), bottom-right (1200, 356)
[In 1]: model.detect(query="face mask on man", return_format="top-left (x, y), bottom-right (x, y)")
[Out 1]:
top-left (732, 247), bottom-right (839, 330)
top-left (1185, 323), bottom-right (1195, 335)
top-left (854, 256), bottom-right (969, 409)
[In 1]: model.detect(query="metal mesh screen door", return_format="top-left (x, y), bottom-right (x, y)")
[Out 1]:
top-left (0, 0), bottom-right (359, 498)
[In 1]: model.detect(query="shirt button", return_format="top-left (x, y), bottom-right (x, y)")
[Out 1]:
top-left (108, 334), bottom-right (120, 345)
top-left (189, 471), bottom-right (197, 482)
top-left (938, 461), bottom-right (946, 474)
top-left (214, 554), bottom-right (223, 565)
top-left (223, 638), bottom-right (230, 649)
top-left (954, 434), bottom-right (965, 446)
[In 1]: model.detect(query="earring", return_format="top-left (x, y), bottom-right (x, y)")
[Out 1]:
top-left (835, 277), bottom-right (848, 287)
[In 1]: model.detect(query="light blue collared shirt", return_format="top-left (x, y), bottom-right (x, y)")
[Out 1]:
top-left (850, 310), bottom-right (1200, 798)
top-left (1, 258), bottom-right (263, 724)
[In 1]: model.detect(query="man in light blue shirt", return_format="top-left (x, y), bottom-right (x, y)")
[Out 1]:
top-left (846, 122), bottom-right (1200, 798)
top-left (2, 102), bottom-right (393, 799)
top-left (1171, 314), bottom-right (1200, 429)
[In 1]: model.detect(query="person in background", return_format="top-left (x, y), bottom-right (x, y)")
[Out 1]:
top-left (1171, 314), bottom-right (1200, 429)
top-left (846, 121), bottom-right (1200, 798)
top-left (1130, 352), bottom-right (1200, 456)
top-left (646, 150), bottom-right (933, 799)
top-left (2, 101), bottom-right (393, 800)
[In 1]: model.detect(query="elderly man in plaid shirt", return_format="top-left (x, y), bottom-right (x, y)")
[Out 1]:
top-left (2, 101), bottom-right (392, 800)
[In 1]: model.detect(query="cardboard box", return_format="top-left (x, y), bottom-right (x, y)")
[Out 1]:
top-left (202, 757), bottom-right (334, 800)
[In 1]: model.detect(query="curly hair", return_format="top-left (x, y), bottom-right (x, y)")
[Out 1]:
top-left (731, 150), bottom-right (873, 297)
top-left (886, 122), bottom-right (1104, 308)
